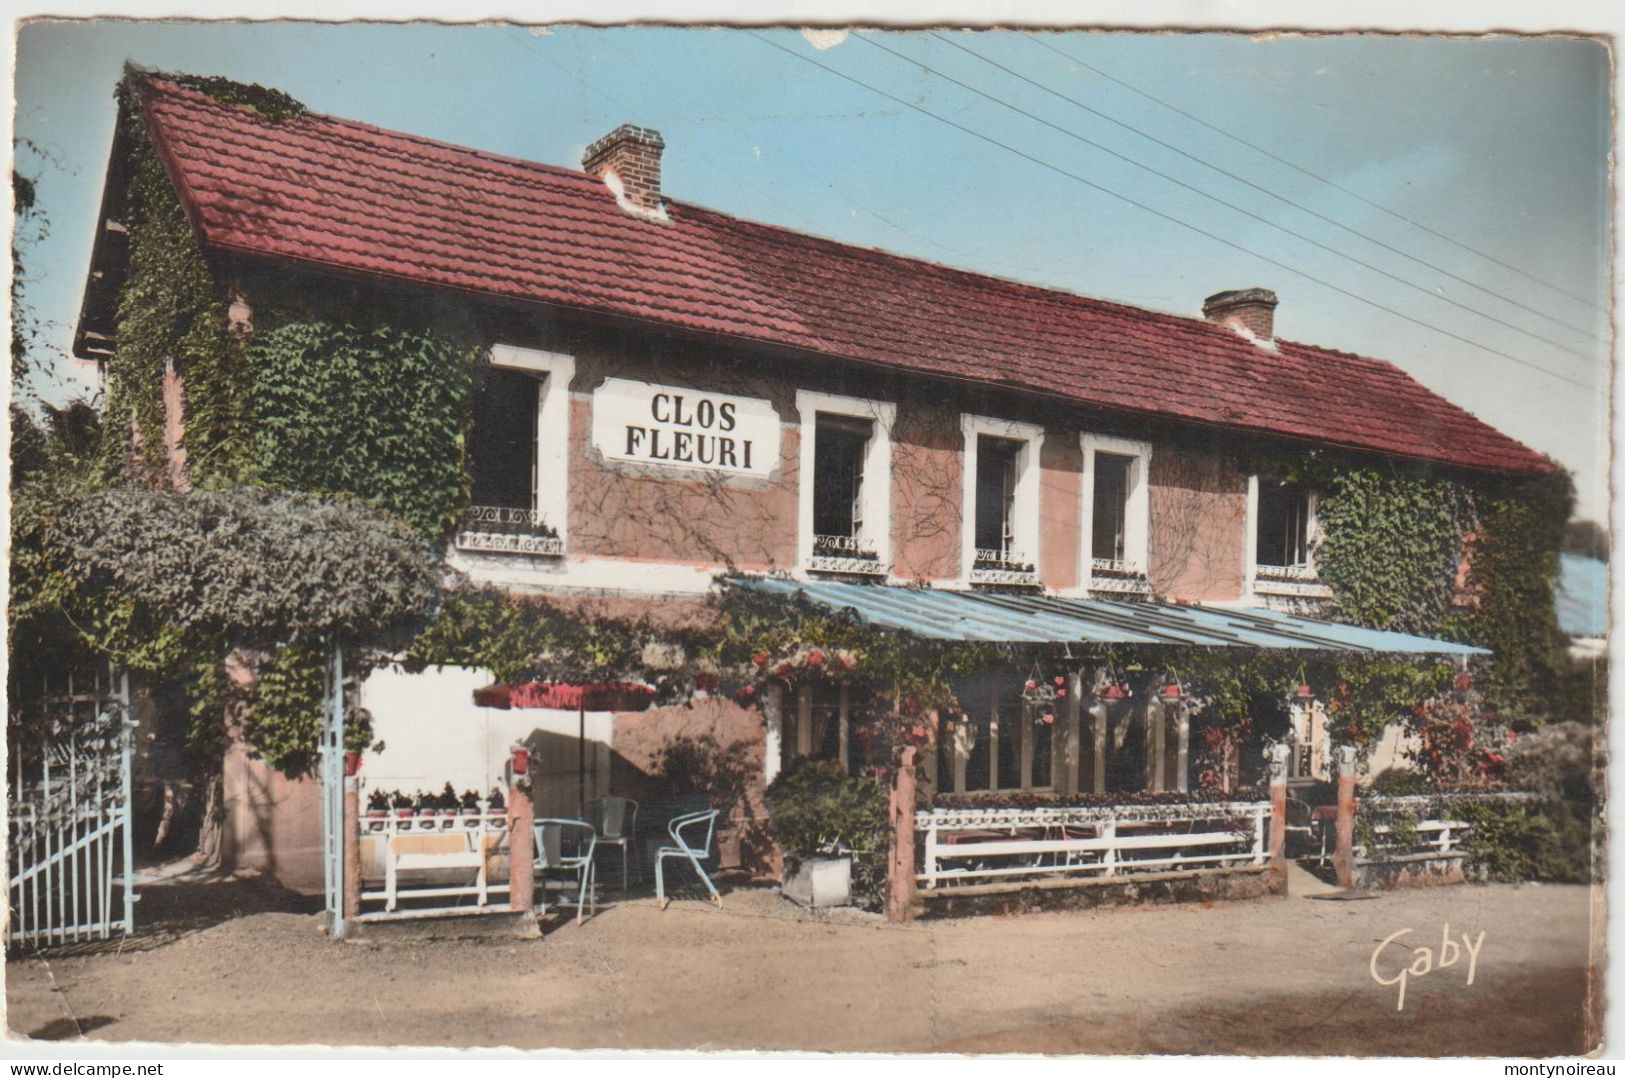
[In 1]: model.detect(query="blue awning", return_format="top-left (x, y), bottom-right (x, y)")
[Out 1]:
top-left (729, 577), bottom-right (1488, 656)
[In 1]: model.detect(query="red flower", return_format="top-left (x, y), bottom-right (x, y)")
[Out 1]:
top-left (753, 652), bottom-right (770, 667)
top-left (1454, 672), bottom-right (1473, 692)
top-left (1053, 676), bottom-right (1067, 687)
top-left (807, 649), bottom-right (825, 668)
top-left (1055, 688), bottom-right (1067, 699)
top-left (1025, 679), bottom-right (1038, 693)
top-left (775, 661), bottom-right (795, 678)
top-left (1041, 713), bottom-right (1055, 725)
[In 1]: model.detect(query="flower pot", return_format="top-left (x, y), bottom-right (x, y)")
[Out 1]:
top-left (782, 855), bottom-right (853, 909)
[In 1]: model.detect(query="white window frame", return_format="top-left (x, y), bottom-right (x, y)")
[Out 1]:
top-left (796, 390), bottom-right (896, 573)
top-left (489, 343), bottom-right (575, 547)
top-left (1243, 473), bottom-right (1325, 601)
top-left (960, 415), bottom-right (1045, 583)
top-left (1079, 433), bottom-right (1152, 592)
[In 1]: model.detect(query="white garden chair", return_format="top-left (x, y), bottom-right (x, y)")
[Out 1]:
top-left (655, 808), bottom-right (722, 909)
top-left (534, 818), bottom-right (598, 925)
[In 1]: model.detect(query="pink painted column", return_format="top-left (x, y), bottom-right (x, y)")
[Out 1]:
top-left (1333, 745), bottom-right (1358, 890)
top-left (342, 773), bottom-right (361, 921)
top-left (1267, 741), bottom-right (1289, 874)
top-left (508, 747), bottom-right (535, 914)
top-left (886, 745), bottom-right (919, 924)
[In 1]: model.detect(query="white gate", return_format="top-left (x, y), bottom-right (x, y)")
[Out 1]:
top-left (6, 670), bottom-right (137, 949)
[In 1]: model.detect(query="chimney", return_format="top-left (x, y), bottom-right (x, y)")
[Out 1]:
top-left (582, 124), bottom-right (666, 220)
top-left (1203, 288), bottom-right (1278, 341)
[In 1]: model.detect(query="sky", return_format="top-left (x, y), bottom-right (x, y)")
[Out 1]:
top-left (10, 21), bottom-right (1614, 519)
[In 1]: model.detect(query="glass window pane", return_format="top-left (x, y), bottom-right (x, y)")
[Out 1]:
top-left (469, 367), bottom-right (541, 510)
top-left (975, 436), bottom-right (1021, 555)
top-left (1257, 480), bottom-right (1310, 567)
top-left (1092, 452), bottom-right (1133, 563)
top-left (813, 418), bottom-right (869, 540)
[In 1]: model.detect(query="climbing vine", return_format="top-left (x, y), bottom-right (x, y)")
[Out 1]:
top-left (102, 85), bottom-right (253, 486)
top-left (248, 314), bottom-right (479, 542)
top-left (1315, 466), bottom-right (1470, 636)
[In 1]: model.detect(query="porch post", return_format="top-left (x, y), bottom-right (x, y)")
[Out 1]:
top-left (509, 747), bottom-right (535, 915)
top-left (1091, 699), bottom-right (1107, 795)
top-left (343, 775), bottom-right (361, 920)
top-left (1333, 744), bottom-right (1358, 890)
top-left (1064, 669), bottom-right (1084, 796)
top-left (763, 684), bottom-right (785, 785)
top-left (886, 746), bottom-right (919, 924)
top-left (796, 687), bottom-right (814, 757)
top-left (1174, 703), bottom-right (1190, 793)
top-left (1267, 742), bottom-right (1290, 869)
top-left (1145, 701), bottom-right (1163, 793)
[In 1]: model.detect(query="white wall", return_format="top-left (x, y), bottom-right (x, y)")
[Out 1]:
top-left (358, 664), bottom-right (614, 814)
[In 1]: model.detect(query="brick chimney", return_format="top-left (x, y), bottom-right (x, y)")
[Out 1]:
top-left (1203, 288), bottom-right (1278, 341)
top-left (582, 124), bottom-right (666, 220)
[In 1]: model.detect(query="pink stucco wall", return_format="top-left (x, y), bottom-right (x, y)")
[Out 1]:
top-left (1147, 445), bottom-right (1249, 601)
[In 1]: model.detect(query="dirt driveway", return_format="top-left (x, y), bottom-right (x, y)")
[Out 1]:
top-left (5, 871), bottom-right (1602, 1055)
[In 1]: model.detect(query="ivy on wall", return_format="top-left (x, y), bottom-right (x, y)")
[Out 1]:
top-left (102, 88), bottom-right (253, 487)
top-left (1314, 466), bottom-right (1470, 636)
top-left (248, 316), bottom-right (478, 544)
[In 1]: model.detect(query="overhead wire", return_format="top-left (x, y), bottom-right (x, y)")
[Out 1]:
top-left (852, 31), bottom-right (1595, 364)
top-left (743, 30), bottom-right (1595, 392)
top-left (927, 30), bottom-right (1598, 342)
top-left (1025, 31), bottom-right (1604, 313)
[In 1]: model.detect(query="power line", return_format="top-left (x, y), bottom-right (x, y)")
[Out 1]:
top-left (1025, 32), bottom-right (1604, 314)
top-left (929, 30), bottom-right (1598, 343)
top-left (853, 32), bottom-right (1595, 365)
top-left (743, 30), bottom-right (1594, 392)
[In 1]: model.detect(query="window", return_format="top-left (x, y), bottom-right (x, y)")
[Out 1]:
top-left (811, 415), bottom-right (871, 546)
top-left (468, 367), bottom-right (540, 512)
top-left (1244, 474), bottom-right (1333, 603)
top-left (797, 391), bottom-right (894, 575)
top-left (458, 344), bottom-right (573, 556)
top-left (1256, 480), bottom-right (1313, 569)
top-left (1079, 434), bottom-right (1152, 596)
top-left (1091, 453), bottom-right (1132, 563)
top-left (975, 436), bottom-right (1022, 557)
top-left (961, 415), bottom-right (1044, 584)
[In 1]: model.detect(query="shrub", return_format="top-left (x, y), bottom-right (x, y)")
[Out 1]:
top-left (764, 758), bottom-right (888, 908)
top-left (1369, 768), bottom-right (1431, 795)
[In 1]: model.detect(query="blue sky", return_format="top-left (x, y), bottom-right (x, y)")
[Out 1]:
top-left (12, 22), bottom-right (1612, 518)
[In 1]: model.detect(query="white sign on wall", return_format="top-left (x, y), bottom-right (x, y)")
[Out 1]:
top-left (591, 377), bottom-right (781, 478)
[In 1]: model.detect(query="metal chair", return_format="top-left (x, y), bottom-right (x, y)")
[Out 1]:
top-left (533, 818), bottom-right (598, 925)
top-left (585, 797), bottom-right (640, 888)
top-left (655, 808), bottom-right (722, 909)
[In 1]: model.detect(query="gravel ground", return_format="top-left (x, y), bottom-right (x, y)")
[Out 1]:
top-left (4, 868), bottom-right (1602, 1055)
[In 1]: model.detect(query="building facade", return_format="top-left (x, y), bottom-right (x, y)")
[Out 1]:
top-left (73, 73), bottom-right (1553, 888)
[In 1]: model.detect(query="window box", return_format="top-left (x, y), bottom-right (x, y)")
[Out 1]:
top-left (808, 533), bottom-right (888, 577)
top-left (454, 505), bottom-right (565, 557)
top-left (1088, 557), bottom-right (1153, 598)
top-left (970, 549), bottom-right (1040, 587)
top-left (1252, 562), bottom-right (1334, 599)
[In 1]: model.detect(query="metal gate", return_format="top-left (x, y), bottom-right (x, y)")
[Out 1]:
top-left (6, 670), bottom-right (137, 949)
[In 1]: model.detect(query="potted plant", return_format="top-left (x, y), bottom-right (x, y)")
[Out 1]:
top-left (485, 787), bottom-right (506, 822)
top-left (764, 758), bottom-right (886, 909)
top-left (390, 788), bottom-right (415, 824)
top-left (459, 788), bottom-right (482, 827)
top-left (366, 788), bottom-right (391, 830)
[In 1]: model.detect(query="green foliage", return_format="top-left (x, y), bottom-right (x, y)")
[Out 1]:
top-left (764, 758), bottom-right (888, 907)
top-left (1465, 475), bottom-right (1574, 723)
top-left (405, 586), bottom-right (685, 683)
top-left (167, 73), bottom-right (307, 120)
top-left (1453, 800), bottom-right (1593, 883)
top-left (1315, 466), bottom-right (1469, 634)
top-left (54, 486), bottom-right (440, 648)
top-left (714, 582), bottom-right (998, 687)
top-left (103, 110), bottom-right (252, 485)
top-left (652, 735), bottom-right (754, 819)
top-left (1369, 768), bottom-right (1431, 795)
top-left (246, 645), bottom-right (373, 774)
top-left (248, 316), bottom-right (478, 542)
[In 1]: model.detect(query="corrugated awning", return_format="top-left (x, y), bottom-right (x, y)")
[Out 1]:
top-left (729, 577), bottom-right (1488, 656)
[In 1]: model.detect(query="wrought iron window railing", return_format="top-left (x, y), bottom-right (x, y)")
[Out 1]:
top-left (454, 505), bottom-right (564, 557)
top-left (971, 548), bottom-right (1039, 586)
top-left (1088, 557), bottom-right (1152, 597)
top-left (1252, 562), bottom-right (1333, 598)
top-left (807, 533), bottom-right (888, 576)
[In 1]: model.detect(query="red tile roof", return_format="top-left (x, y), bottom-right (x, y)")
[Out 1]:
top-left (134, 74), bottom-right (1553, 475)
